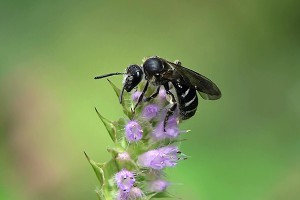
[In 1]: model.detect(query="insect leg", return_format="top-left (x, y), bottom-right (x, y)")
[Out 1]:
top-left (163, 83), bottom-right (177, 131)
top-left (145, 86), bottom-right (160, 102)
top-left (133, 81), bottom-right (149, 112)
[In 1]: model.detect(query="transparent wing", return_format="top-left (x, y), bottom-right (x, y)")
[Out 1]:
top-left (161, 58), bottom-right (222, 100)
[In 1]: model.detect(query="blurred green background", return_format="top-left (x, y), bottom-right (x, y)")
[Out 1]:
top-left (1, 1), bottom-right (300, 200)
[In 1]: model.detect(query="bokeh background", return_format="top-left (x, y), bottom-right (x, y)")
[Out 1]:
top-left (1, 1), bottom-right (300, 200)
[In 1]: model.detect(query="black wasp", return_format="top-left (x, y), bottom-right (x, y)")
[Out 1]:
top-left (95, 56), bottom-right (221, 129)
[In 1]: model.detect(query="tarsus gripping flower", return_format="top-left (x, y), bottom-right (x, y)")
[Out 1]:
top-left (86, 81), bottom-right (189, 200)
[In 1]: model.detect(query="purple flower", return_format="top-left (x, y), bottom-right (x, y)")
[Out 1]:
top-left (142, 104), bottom-right (160, 120)
top-left (116, 190), bottom-right (129, 200)
top-left (158, 88), bottom-right (167, 100)
top-left (152, 115), bottom-right (179, 140)
top-left (116, 187), bottom-right (144, 200)
top-left (115, 169), bottom-right (135, 192)
top-left (137, 150), bottom-right (162, 170)
top-left (125, 120), bottom-right (143, 142)
top-left (148, 179), bottom-right (169, 192)
top-left (137, 146), bottom-right (180, 170)
top-left (158, 146), bottom-right (179, 167)
top-left (132, 91), bottom-right (142, 102)
top-left (129, 187), bottom-right (144, 199)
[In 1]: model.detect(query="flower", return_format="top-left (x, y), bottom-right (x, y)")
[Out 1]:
top-left (116, 190), bottom-right (129, 200)
top-left (115, 169), bottom-right (135, 192)
top-left (137, 149), bottom-right (162, 170)
top-left (129, 187), bottom-right (144, 199)
top-left (158, 88), bottom-right (167, 100)
top-left (158, 146), bottom-right (179, 167)
top-left (152, 115), bottom-right (179, 140)
top-left (137, 146), bottom-right (180, 169)
top-left (125, 120), bottom-right (143, 142)
top-left (116, 187), bottom-right (144, 200)
top-left (141, 104), bottom-right (160, 120)
top-left (132, 91), bottom-right (142, 102)
top-left (148, 179), bottom-right (169, 192)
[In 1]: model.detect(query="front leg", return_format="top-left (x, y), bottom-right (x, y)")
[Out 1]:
top-left (132, 81), bottom-right (149, 113)
top-left (145, 86), bottom-right (160, 102)
top-left (163, 83), bottom-right (177, 131)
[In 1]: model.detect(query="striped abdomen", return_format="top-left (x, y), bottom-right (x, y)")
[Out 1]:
top-left (172, 81), bottom-right (198, 120)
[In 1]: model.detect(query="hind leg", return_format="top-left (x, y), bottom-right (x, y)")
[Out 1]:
top-left (163, 83), bottom-right (177, 131)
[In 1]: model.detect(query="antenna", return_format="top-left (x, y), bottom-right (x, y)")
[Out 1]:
top-left (94, 72), bottom-right (124, 79)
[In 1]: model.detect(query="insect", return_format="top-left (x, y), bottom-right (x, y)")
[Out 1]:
top-left (95, 56), bottom-right (221, 129)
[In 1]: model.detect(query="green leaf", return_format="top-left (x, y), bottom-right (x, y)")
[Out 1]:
top-left (95, 108), bottom-right (117, 142)
top-left (150, 191), bottom-right (174, 199)
top-left (99, 159), bottom-right (119, 199)
top-left (108, 79), bottom-right (133, 118)
top-left (107, 146), bottom-right (128, 158)
top-left (107, 79), bottom-right (121, 96)
top-left (102, 158), bottom-right (120, 179)
top-left (86, 152), bottom-right (117, 200)
top-left (84, 152), bottom-right (104, 186)
top-left (95, 192), bottom-right (102, 200)
top-left (95, 188), bottom-right (104, 200)
top-left (112, 118), bottom-right (128, 148)
top-left (146, 193), bottom-right (158, 200)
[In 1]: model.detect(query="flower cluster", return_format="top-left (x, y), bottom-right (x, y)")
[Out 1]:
top-left (86, 81), bottom-right (188, 200)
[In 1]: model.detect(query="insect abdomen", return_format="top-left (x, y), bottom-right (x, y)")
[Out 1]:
top-left (172, 82), bottom-right (198, 120)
